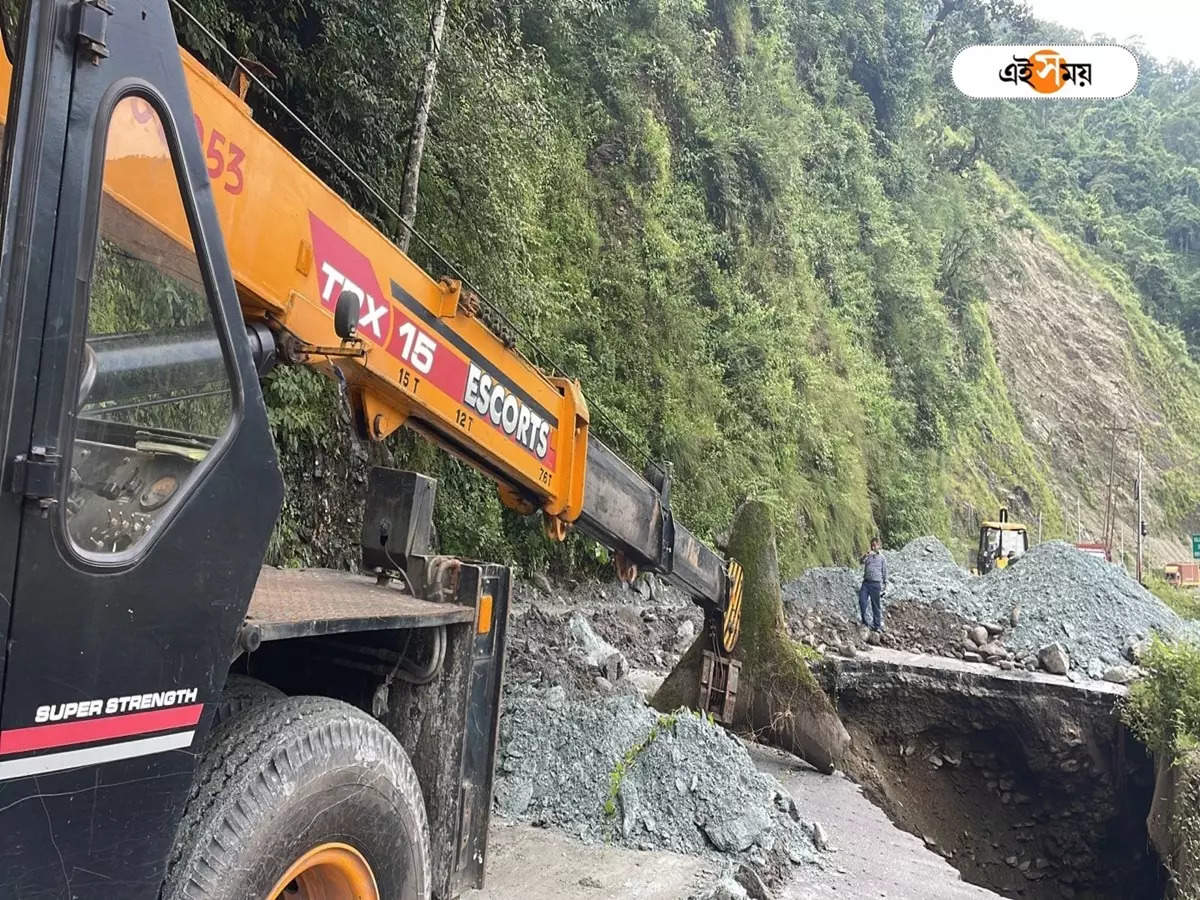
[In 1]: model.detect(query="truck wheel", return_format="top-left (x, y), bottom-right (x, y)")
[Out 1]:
top-left (163, 696), bottom-right (431, 900)
top-left (211, 673), bottom-right (284, 727)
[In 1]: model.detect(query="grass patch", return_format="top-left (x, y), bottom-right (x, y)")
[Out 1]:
top-left (604, 713), bottom-right (678, 817)
top-left (1146, 575), bottom-right (1200, 621)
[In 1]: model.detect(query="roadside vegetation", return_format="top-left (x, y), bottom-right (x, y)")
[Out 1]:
top-left (1145, 576), bottom-right (1200, 621)
top-left (1123, 638), bottom-right (1200, 897)
top-left (1124, 638), bottom-right (1200, 756)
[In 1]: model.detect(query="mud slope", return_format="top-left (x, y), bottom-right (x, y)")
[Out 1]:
top-left (977, 225), bottom-right (1200, 563)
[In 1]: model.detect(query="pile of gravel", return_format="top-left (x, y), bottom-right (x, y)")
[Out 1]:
top-left (495, 686), bottom-right (817, 869)
top-left (967, 541), bottom-right (1188, 663)
top-left (783, 536), bottom-right (972, 618)
top-left (784, 536), bottom-right (1192, 668)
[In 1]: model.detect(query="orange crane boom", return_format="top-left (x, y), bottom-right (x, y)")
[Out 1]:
top-left (0, 43), bottom-right (741, 643)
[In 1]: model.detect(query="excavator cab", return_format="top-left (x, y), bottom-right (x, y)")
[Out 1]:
top-left (976, 508), bottom-right (1029, 575)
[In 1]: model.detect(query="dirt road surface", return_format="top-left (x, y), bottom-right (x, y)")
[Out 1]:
top-left (753, 744), bottom-right (1003, 900)
top-left (465, 740), bottom-right (1003, 900)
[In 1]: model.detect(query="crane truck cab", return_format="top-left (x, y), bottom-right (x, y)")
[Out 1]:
top-left (0, 1), bottom-right (744, 897)
top-left (976, 508), bottom-right (1029, 575)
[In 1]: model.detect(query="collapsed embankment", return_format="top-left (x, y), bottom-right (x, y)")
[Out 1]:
top-left (1147, 751), bottom-right (1200, 899)
top-left (783, 537), bottom-right (1200, 897)
top-left (817, 650), bottom-right (1163, 898)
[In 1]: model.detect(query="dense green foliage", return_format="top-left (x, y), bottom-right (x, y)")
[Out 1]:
top-left (172, 0), bottom-right (1200, 576)
top-left (1123, 637), bottom-right (1200, 755)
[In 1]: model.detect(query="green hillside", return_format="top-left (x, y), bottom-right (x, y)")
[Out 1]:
top-left (175, 0), bottom-right (1200, 577)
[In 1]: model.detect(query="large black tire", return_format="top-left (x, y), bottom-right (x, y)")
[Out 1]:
top-left (211, 673), bottom-right (285, 728)
top-left (163, 696), bottom-right (432, 900)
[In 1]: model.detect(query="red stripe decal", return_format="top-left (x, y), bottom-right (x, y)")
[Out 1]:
top-left (0, 704), bottom-right (203, 755)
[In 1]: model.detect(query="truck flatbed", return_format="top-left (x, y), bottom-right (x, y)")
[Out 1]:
top-left (245, 566), bottom-right (475, 642)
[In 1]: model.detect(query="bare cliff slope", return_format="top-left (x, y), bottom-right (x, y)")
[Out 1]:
top-left (971, 204), bottom-right (1200, 565)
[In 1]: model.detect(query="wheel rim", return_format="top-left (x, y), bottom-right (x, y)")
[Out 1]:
top-left (268, 842), bottom-right (380, 900)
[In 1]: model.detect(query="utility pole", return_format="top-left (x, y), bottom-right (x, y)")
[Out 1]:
top-left (1136, 441), bottom-right (1144, 583)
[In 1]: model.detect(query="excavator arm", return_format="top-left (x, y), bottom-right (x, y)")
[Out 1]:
top-left (0, 43), bottom-right (742, 647)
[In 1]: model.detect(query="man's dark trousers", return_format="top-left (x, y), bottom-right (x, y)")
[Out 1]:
top-left (859, 581), bottom-right (883, 630)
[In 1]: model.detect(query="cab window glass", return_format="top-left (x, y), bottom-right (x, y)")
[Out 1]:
top-left (66, 96), bottom-right (233, 558)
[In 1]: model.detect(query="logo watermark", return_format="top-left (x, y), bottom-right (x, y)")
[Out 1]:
top-left (953, 45), bottom-right (1138, 99)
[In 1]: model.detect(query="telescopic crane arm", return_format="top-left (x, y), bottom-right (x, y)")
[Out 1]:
top-left (0, 44), bottom-right (742, 648)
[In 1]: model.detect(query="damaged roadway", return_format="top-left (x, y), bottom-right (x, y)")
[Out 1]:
top-left (473, 573), bottom-right (1008, 899)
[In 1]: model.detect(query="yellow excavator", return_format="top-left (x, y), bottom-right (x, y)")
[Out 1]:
top-left (975, 507), bottom-right (1029, 574)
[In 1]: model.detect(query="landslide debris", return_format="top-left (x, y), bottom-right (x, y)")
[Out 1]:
top-left (495, 686), bottom-right (817, 876)
top-left (783, 536), bottom-right (1196, 674)
top-left (504, 576), bottom-right (703, 699)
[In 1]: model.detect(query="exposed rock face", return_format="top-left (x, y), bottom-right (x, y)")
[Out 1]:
top-left (1146, 750), bottom-right (1200, 900)
top-left (816, 652), bottom-right (1162, 899)
top-left (979, 228), bottom-right (1197, 565)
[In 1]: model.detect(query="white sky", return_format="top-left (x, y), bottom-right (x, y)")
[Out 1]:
top-left (1024, 0), bottom-right (1200, 67)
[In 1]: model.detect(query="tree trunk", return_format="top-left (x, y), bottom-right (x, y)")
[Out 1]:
top-left (398, 0), bottom-right (448, 253)
top-left (652, 500), bottom-right (850, 774)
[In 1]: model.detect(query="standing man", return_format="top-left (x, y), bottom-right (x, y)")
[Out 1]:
top-left (859, 537), bottom-right (887, 633)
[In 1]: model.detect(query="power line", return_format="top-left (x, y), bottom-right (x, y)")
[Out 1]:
top-left (168, 0), bottom-right (650, 464)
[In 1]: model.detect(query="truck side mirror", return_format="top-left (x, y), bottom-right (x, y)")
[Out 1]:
top-left (333, 290), bottom-right (358, 340)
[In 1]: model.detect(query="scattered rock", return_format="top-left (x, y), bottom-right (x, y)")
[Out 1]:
top-left (704, 804), bottom-right (772, 853)
top-left (1010, 606), bottom-right (1022, 627)
top-left (696, 873), bottom-right (749, 900)
top-left (968, 625), bottom-right (990, 646)
top-left (811, 822), bottom-right (831, 852)
top-left (977, 641), bottom-right (1007, 659)
top-left (1124, 634), bottom-right (1153, 664)
top-left (1038, 643), bottom-right (1070, 675)
top-left (867, 631), bottom-right (882, 646)
top-left (674, 619), bottom-right (697, 652)
top-left (962, 651), bottom-right (983, 663)
top-left (578, 875), bottom-right (603, 889)
top-left (545, 684), bottom-right (566, 709)
top-left (984, 622), bottom-right (1005, 637)
top-left (1102, 665), bottom-right (1137, 685)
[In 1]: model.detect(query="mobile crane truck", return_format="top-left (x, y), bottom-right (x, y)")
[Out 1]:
top-left (0, 1), bottom-right (744, 897)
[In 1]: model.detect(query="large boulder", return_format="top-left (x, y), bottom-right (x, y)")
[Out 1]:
top-left (1038, 642), bottom-right (1070, 675)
